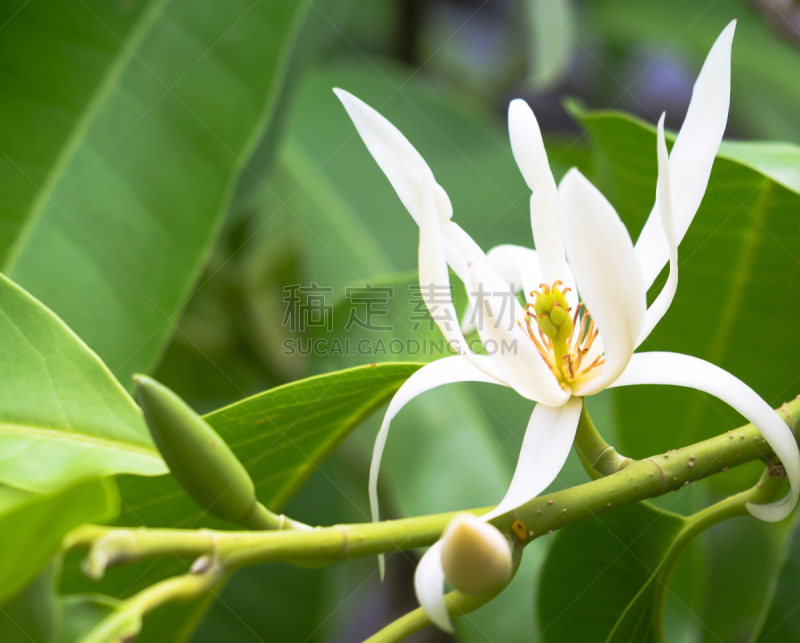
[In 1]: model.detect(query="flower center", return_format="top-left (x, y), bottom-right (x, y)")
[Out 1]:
top-left (521, 281), bottom-right (604, 390)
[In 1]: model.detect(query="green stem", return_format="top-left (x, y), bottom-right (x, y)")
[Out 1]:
top-left (76, 564), bottom-right (226, 643)
top-left (67, 398), bottom-right (800, 576)
top-left (68, 507), bottom-right (491, 580)
top-left (573, 401), bottom-right (631, 478)
top-left (649, 467), bottom-right (786, 638)
top-left (364, 590), bottom-right (493, 643)
top-left (239, 501), bottom-right (311, 531)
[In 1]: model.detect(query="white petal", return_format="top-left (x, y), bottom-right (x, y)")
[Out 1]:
top-left (508, 99), bottom-right (556, 194)
top-left (508, 99), bottom-right (567, 284)
top-left (334, 88), bottom-right (451, 227)
top-left (478, 244), bottom-right (578, 309)
top-left (611, 352), bottom-right (800, 522)
top-left (559, 169), bottom-right (646, 396)
top-left (415, 542), bottom-right (453, 633)
top-left (417, 194), bottom-right (483, 364)
top-left (483, 397), bottom-right (583, 521)
top-left (638, 113), bottom-right (678, 345)
top-left (443, 223), bottom-right (523, 304)
top-left (370, 356), bottom-right (505, 578)
top-left (634, 21), bottom-right (735, 290)
top-left (465, 263), bottom-right (570, 407)
top-left (485, 244), bottom-right (544, 304)
top-left (461, 244), bottom-right (544, 334)
top-left (334, 90), bottom-right (520, 383)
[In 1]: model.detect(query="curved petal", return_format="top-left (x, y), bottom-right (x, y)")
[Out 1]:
top-left (442, 223), bottom-right (525, 305)
top-left (638, 113), bottom-right (678, 346)
top-left (417, 190), bottom-right (505, 381)
top-left (464, 263), bottom-right (570, 407)
top-left (370, 356), bottom-right (506, 577)
top-left (485, 244), bottom-right (544, 304)
top-left (483, 397), bottom-right (583, 521)
top-left (610, 352), bottom-right (800, 522)
top-left (414, 542), bottom-right (453, 633)
top-left (634, 21), bottom-right (735, 290)
top-left (334, 88), bottom-right (451, 227)
top-left (508, 99), bottom-right (556, 194)
top-left (335, 89), bottom-right (508, 382)
top-left (481, 244), bottom-right (578, 308)
top-left (461, 244), bottom-right (545, 334)
top-left (559, 169), bottom-right (646, 396)
top-left (508, 99), bottom-right (567, 284)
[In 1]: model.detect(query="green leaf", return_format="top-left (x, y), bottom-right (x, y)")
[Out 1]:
top-left (0, 0), bottom-right (160, 255)
top-left (304, 275), bottom-right (511, 518)
top-left (0, 557), bottom-right (62, 643)
top-left (189, 564), bottom-right (326, 643)
top-left (203, 362), bottom-right (424, 511)
top-left (538, 502), bottom-right (686, 643)
top-left (60, 595), bottom-right (118, 643)
top-left (2, 0), bottom-right (312, 388)
top-left (0, 477), bottom-right (119, 604)
top-left (567, 103), bottom-right (800, 465)
top-left (0, 272), bottom-right (165, 492)
top-left (716, 139), bottom-right (800, 194)
top-left (751, 512), bottom-right (800, 641)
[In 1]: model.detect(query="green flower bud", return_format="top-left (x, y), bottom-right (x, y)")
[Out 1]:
top-left (440, 513), bottom-right (512, 596)
top-left (532, 281), bottom-right (573, 341)
top-left (133, 375), bottom-right (262, 528)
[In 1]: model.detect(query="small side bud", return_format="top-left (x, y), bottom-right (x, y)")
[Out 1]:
top-left (440, 513), bottom-right (512, 596)
top-left (133, 374), bottom-right (260, 528)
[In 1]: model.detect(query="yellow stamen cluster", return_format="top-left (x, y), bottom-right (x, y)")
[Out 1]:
top-left (521, 281), bottom-right (604, 388)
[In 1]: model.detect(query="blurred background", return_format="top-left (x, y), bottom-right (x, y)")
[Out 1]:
top-left (10, 0), bottom-right (800, 641)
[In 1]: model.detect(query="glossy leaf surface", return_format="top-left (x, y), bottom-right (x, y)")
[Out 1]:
top-left (0, 478), bottom-right (119, 604)
top-left (4, 0), bottom-right (307, 388)
top-left (0, 273), bottom-right (164, 492)
top-left (538, 502), bottom-right (686, 643)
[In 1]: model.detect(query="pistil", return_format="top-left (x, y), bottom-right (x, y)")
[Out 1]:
top-left (522, 281), bottom-right (604, 387)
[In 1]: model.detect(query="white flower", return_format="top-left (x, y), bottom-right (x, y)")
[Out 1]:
top-left (335, 19), bottom-right (799, 632)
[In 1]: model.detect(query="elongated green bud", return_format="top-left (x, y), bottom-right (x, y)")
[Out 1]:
top-left (133, 374), bottom-right (264, 528)
top-left (440, 513), bottom-right (512, 596)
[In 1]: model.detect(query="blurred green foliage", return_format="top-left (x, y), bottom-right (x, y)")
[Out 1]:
top-left (2, 0), bottom-right (800, 641)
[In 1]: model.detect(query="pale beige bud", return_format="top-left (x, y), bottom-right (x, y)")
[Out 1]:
top-left (440, 513), bottom-right (512, 595)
